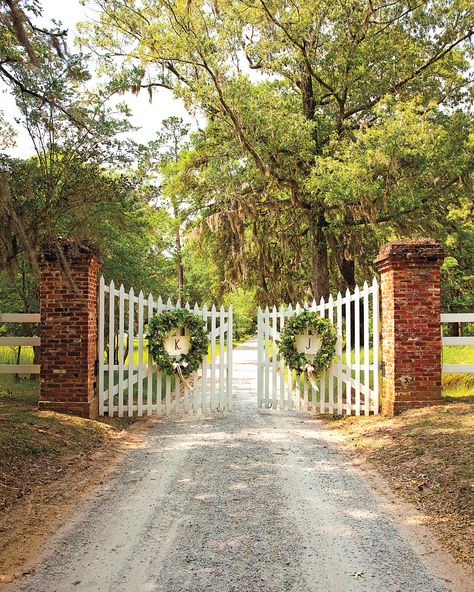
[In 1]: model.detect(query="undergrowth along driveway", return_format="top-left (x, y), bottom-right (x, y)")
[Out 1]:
top-left (0, 378), bottom-right (138, 577)
top-left (322, 402), bottom-right (474, 566)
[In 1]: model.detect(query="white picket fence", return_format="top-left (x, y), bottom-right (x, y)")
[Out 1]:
top-left (0, 313), bottom-right (41, 374)
top-left (98, 278), bottom-right (233, 417)
top-left (441, 313), bottom-right (474, 374)
top-left (257, 279), bottom-right (379, 415)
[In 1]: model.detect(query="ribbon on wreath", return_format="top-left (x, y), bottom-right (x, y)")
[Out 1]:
top-left (172, 361), bottom-right (194, 392)
top-left (301, 362), bottom-right (319, 392)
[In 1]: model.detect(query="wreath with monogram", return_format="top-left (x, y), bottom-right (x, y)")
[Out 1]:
top-left (278, 310), bottom-right (337, 387)
top-left (146, 309), bottom-right (208, 386)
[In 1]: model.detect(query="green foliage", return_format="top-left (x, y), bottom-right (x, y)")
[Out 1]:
top-left (146, 309), bottom-right (209, 377)
top-left (224, 288), bottom-right (257, 341)
top-left (1, 1), bottom-right (72, 98)
top-left (0, 153), bottom-right (181, 315)
top-left (441, 203), bottom-right (474, 312)
top-left (83, 0), bottom-right (474, 300)
top-left (2, 0), bottom-right (472, 319)
top-left (441, 256), bottom-right (474, 313)
top-left (182, 244), bottom-right (220, 304)
top-left (278, 311), bottom-right (337, 377)
top-left (137, 116), bottom-right (192, 299)
top-left (77, 190), bottom-right (176, 297)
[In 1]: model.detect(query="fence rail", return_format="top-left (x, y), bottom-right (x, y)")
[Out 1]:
top-left (441, 313), bottom-right (474, 374)
top-left (0, 313), bottom-right (40, 323)
top-left (0, 313), bottom-right (41, 374)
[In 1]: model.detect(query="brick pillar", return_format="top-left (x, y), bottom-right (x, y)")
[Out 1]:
top-left (374, 239), bottom-right (444, 415)
top-left (39, 238), bottom-right (101, 418)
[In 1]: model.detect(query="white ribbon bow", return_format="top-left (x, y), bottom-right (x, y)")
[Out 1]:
top-left (172, 361), bottom-right (194, 392)
top-left (301, 362), bottom-right (319, 391)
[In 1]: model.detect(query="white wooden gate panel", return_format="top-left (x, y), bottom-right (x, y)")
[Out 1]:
top-left (98, 278), bottom-right (233, 417)
top-left (257, 279), bottom-right (379, 415)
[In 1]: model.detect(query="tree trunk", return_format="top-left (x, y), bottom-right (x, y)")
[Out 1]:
top-left (339, 257), bottom-right (356, 291)
top-left (176, 229), bottom-right (184, 300)
top-left (173, 205), bottom-right (184, 301)
top-left (310, 209), bottom-right (329, 301)
top-left (338, 257), bottom-right (365, 347)
top-left (15, 345), bottom-right (21, 382)
top-left (448, 323), bottom-right (459, 337)
top-left (31, 345), bottom-right (40, 380)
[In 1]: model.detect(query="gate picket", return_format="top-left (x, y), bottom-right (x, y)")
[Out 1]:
top-left (319, 296), bottom-right (325, 415)
top-left (363, 282), bottom-right (370, 416)
top-left (165, 375), bottom-right (171, 415)
top-left (127, 287), bottom-right (135, 417)
top-left (156, 296), bottom-right (163, 415)
top-left (257, 307), bottom-right (262, 409)
top-left (372, 277), bottom-right (380, 414)
top-left (336, 292), bottom-right (343, 415)
top-left (264, 306), bottom-right (270, 407)
top-left (272, 306), bottom-right (278, 410)
top-left (108, 280), bottom-right (115, 418)
top-left (227, 306), bottom-right (233, 411)
top-left (328, 294), bottom-right (334, 414)
top-left (98, 277), bottom-right (105, 416)
top-left (193, 302), bottom-right (200, 414)
top-left (257, 279), bottom-right (380, 415)
top-left (202, 303), bottom-right (208, 413)
top-left (147, 293), bottom-right (153, 417)
top-left (354, 285), bottom-right (361, 416)
top-left (137, 291), bottom-right (144, 417)
top-left (279, 305), bottom-right (285, 410)
top-left (345, 288), bottom-right (352, 416)
top-left (219, 305), bottom-right (225, 410)
top-left (118, 285), bottom-right (125, 418)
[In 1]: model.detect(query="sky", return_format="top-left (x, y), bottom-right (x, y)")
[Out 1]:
top-left (1, 0), bottom-right (192, 158)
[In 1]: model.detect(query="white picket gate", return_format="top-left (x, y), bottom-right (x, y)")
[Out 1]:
top-left (257, 279), bottom-right (380, 415)
top-left (98, 278), bottom-right (233, 417)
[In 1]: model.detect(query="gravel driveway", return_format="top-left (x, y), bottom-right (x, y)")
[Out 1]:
top-left (18, 339), bottom-right (458, 592)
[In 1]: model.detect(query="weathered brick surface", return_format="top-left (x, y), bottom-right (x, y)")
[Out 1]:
top-left (375, 239), bottom-right (444, 415)
top-left (38, 239), bottom-right (101, 418)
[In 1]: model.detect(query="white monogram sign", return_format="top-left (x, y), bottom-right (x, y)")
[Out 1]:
top-left (295, 333), bottom-right (321, 355)
top-left (164, 329), bottom-right (191, 356)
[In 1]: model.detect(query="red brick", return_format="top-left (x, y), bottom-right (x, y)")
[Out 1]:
top-left (375, 239), bottom-right (444, 416)
top-left (38, 238), bottom-right (101, 419)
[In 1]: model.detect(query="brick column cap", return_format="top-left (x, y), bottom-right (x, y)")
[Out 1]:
top-left (374, 238), bottom-right (444, 271)
top-left (40, 236), bottom-right (102, 264)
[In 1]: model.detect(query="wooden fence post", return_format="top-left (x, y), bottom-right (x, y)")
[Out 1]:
top-left (38, 238), bottom-right (101, 418)
top-left (375, 239), bottom-right (445, 415)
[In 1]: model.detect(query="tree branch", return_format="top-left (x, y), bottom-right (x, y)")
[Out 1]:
top-left (344, 29), bottom-right (473, 119)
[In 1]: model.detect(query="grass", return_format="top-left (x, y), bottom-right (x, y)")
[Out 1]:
top-left (442, 345), bottom-right (474, 401)
top-left (0, 346), bottom-right (36, 365)
top-left (443, 345), bottom-right (474, 365)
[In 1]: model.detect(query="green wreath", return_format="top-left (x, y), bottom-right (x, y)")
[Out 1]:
top-left (278, 310), bottom-right (337, 377)
top-left (146, 309), bottom-right (208, 378)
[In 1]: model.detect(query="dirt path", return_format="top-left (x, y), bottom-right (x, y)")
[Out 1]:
top-left (16, 340), bottom-right (471, 592)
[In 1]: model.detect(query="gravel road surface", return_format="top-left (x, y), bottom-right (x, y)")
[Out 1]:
top-left (18, 340), bottom-right (458, 592)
